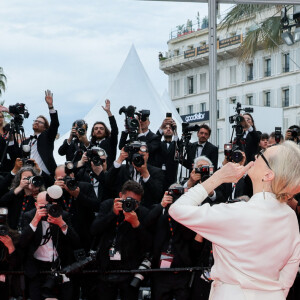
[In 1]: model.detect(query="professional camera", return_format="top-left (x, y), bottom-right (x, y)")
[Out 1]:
top-left (229, 102), bottom-right (253, 139)
top-left (74, 119), bottom-right (87, 136)
top-left (168, 186), bottom-right (184, 201)
top-left (43, 186), bottom-right (64, 218)
top-left (42, 272), bottom-right (63, 298)
top-left (182, 122), bottom-right (200, 133)
top-left (8, 103), bottom-right (29, 118)
top-left (21, 145), bottom-right (35, 167)
top-left (65, 161), bottom-right (76, 175)
top-left (63, 176), bottom-right (78, 191)
top-left (124, 141), bottom-right (147, 167)
top-left (0, 208), bottom-right (9, 236)
top-left (130, 256), bottom-right (152, 289)
top-left (224, 143), bottom-right (244, 163)
top-left (119, 105), bottom-right (140, 133)
top-left (25, 176), bottom-right (44, 187)
top-left (136, 109), bottom-right (150, 122)
top-left (86, 147), bottom-right (106, 166)
top-left (120, 197), bottom-right (139, 213)
top-left (61, 249), bottom-right (97, 275)
top-left (195, 165), bottom-right (214, 182)
top-left (275, 127), bottom-right (282, 144)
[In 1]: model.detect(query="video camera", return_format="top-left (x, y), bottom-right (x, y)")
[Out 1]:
top-left (120, 197), bottom-right (139, 212)
top-left (224, 143), bottom-right (244, 163)
top-left (86, 147), bottom-right (106, 166)
top-left (8, 103), bottom-right (29, 130)
top-left (229, 102), bottom-right (253, 139)
top-left (195, 165), bottom-right (214, 182)
top-left (119, 106), bottom-right (150, 140)
top-left (124, 141), bottom-right (147, 167)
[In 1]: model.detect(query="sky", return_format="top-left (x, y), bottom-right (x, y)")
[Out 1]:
top-left (0, 0), bottom-right (232, 136)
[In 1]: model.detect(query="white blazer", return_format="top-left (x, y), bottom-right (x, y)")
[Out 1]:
top-left (169, 184), bottom-right (300, 300)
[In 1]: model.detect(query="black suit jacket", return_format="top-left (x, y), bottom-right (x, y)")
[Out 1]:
top-left (23, 111), bottom-right (59, 176)
top-left (184, 141), bottom-right (218, 171)
top-left (119, 129), bottom-right (161, 167)
top-left (105, 163), bottom-right (165, 208)
top-left (19, 209), bottom-right (80, 278)
top-left (61, 181), bottom-right (99, 251)
top-left (58, 138), bottom-right (88, 162)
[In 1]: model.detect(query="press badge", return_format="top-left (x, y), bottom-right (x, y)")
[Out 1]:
top-left (160, 252), bottom-right (174, 268)
top-left (109, 247), bottom-right (121, 260)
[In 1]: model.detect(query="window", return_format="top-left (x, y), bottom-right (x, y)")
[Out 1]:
top-left (200, 102), bottom-right (206, 112)
top-left (246, 95), bottom-right (253, 105)
top-left (264, 91), bottom-right (271, 107)
top-left (230, 66), bottom-right (236, 84)
top-left (174, 79), bottom-right (180, 97)
top-left (247, 63), bottom-right (253, 81)
top-left (283, 53), bottom-right (290, 73)
top-left (217, 100), bottom-right (220, 119)
top-left (282, 89), bottom-right (289, 107)
top-left (200, 73), bottom-right (206, 91)
top-left (265, 58), bottom-right (271, 77)
top-left (176, 107), bottom-right (181, 114)
top-left (187, 105), bottom-right (193, 114)
top-left (187, 76), bottom-right (194, 94)
top-left (230, 97), bottom-right (236, 104)
top-left (174, 49), bottom-right (180, 56)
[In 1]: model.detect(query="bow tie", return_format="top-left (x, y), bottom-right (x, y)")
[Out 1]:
top-left (164, 140), bottom-right (171, 144)
top-left (197, 144), bottom-right (203, 148)
top-left (30, 135), bottom-right (38, 140)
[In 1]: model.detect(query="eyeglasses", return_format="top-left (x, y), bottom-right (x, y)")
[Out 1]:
top-left (33, 120), bottom-right (45, 125)
top-left (257, 149), bottom-right (272, 170)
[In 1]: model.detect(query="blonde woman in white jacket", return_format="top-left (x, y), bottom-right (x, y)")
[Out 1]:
top-left (169, 141), bottom-right (300, 300)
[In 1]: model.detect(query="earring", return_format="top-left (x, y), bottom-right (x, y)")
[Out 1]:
top-left (262, 178), bottom-right (265, 199)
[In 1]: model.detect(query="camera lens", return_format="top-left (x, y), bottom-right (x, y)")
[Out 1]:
top-left (232, 150), bottom-right (243, 163)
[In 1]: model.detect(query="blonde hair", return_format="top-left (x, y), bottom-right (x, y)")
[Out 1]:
top-left (268, 141), bottom-right (300, 202)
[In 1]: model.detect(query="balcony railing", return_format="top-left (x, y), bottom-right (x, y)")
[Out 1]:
top-left (282, 66), bottom-right (290, 73)
top-left (265, 70), bottom-right (271, 77)
top-left (283, 97), bottom-right (289, 107)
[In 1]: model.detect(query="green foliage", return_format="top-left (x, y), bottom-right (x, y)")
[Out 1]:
top-left (0, 67), bottom-right (7, 97)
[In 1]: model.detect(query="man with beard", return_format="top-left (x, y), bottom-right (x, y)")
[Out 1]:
top-left (183, 124), bottom-right (218, 172)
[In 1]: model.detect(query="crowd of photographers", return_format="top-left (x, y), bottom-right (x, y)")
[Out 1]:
top-left (0, 91), bottom-right (299, 300)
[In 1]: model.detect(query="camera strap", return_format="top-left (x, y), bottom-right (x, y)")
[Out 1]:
top-left (17, 194), bottom-right (32, 233)
top-left (166, 216), bottom-right (174, 254)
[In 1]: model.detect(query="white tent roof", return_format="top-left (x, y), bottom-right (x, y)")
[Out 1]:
top-left (54, 45), bottom-right (181, 164)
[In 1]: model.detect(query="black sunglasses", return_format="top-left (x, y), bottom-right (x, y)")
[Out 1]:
top-left (257, 149), bottom-right (272, 170)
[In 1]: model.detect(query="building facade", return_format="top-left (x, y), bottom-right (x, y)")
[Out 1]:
top-left (159, 7), bottom-right (300, 152)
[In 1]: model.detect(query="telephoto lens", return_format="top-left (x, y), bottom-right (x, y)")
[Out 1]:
top-left (130, 257), bottom-right (152, 288)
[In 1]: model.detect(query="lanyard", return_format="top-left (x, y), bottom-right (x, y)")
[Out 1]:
top-left (166, 216), bottom-right (174, 254)
top-left (111, 218), bottom-right (124, 248)
top-left (17, 194), bottom-right (33, 233)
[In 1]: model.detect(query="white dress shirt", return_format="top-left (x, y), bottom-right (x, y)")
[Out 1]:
top-left (169, 184), bottom-right (300, 300)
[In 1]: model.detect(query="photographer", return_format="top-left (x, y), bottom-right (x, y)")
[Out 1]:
top-left (0, 166), bottom-right (45, 231)
top-left (268, 131), bottom-right (284, 147)
top-left (106, 143), bottom-right (164, 208)
top-left (76, 147), bottom-right (109, 202)
top-left (58, 119), bottom-right (89, 163)
top-left (156, 118), bottom-right (179, 191)
top-left (241, 113), bottom-right (260, 162)
top-left (89, 99), bottom-right (119, 169)
top-left (54, 164), bottom-right (99, 252)
top-left (90, 180), bottom-right (152, 300)
top-left (22, 90), bottom-right (59, 176)
top-left (285, 125), bottom-right (300, 144)
top-left (0, 208), bottom-right (21, 300)
top-left (19, 190), bottom-right (80, 300)
top-left (183, 124), bottom-right (218, 172)
top-left (119, 108), bottom-right (161, 167)
top-left (145, 184), bottom-right (203, 300)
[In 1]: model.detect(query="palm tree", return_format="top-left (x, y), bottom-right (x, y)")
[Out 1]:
top-left (220, 4), bottom-right (287, 61)
top-left (0, 67), bottom-right (7, 97)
